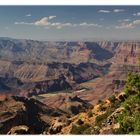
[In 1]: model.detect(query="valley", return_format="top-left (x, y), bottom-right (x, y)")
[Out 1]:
top-left (0, 38), bottom-right (139, 134)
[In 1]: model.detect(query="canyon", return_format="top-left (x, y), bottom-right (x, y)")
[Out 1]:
top-left (0, 38), bottom-right (140, 134)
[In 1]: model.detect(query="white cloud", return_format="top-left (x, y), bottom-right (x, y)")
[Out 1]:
top-left (79, 22), bottom-right (102, 27)
top-left (113, 9), bottom-right (125, 13)
top-left (136, 13), bottom-right (140, 16)
top-left (34, 17), bottom-right (51, 26)
top-left (115, 23), bottom-right (134, 29)
top-left (98, 10), bottom-right (110, 13)
top-left (48, 16), bottom-right (56, 20)
top-left (14, 22), bottom-right (34, 25)
top-left (15, 16), bottom-right (57, 26)
top-left (98, 9), bottom-right (125, 14)
top-left (133, 19), bottom-right (140, 25)
top-left (25, 14), bottom-right (31, 17)
top-left (115, 19), bottom-right (140, 29)
top-left (51, 22), bottom-right (72, 29)
top-left (15, 16), bottom-right (102, 29)
top-left (51, 22), bottom-right (102, 29)
top-left (34, 16), bottom-right (56, 26)
top-left (51, 22), bottom-right (61, 26)
top-left (133, 12), bottom-right (140, 16)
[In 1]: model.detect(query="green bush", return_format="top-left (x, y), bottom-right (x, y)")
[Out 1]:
top-left (87, 111), bottom-right (93, 118)
top-left (70, 123), bottom-right (90, 134)
top-left (108, 95), bottom-right (116, 103)
top-left (124, 72), bottom-right (140, 95)
top-left (110, 59), bottom-right (140, 134)
top-left (99, 103), bottom-right (106, 112)
top-left (84, 126), bottom-right (100, 134)
top-left (95, 113), bottom-right (107, 126)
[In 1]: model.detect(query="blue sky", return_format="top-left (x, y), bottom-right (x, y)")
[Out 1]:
top-left (1, 6), bottom-right (140, 41)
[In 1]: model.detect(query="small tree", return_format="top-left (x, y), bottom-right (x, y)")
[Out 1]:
top-left (108, 95), bottom-right (116, 103)
top-left (138, 57), bottom-right (140, 69)
top-left (125, 72), bottom-right (140, 95)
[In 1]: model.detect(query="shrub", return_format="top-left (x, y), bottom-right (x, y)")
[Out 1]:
top-left (112, 128), bottom-right (125, 134)
top-left (84, 126), bottom-right (100, 134)
top-left (124, 72), bottom-right (140, 95)
top-left (108, 95), bottom-right (116, 103)
top-left (97, 99), bottom-right (103, 104)
top-left (88, 105), bottom-right (94, 110)
top-left (95, 113), bottom-right (107, 126)
top-left (99, 104), bottom-right (106, 112)
top-left (70, 123), bottom-right (90, 134)
top-left (87, 111), bottom-right (93, 118)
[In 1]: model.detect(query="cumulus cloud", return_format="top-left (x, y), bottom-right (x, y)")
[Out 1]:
top-left (133, 12), bottom-right (140, 16)
top-left (98, 9), bottom-right (124, 14)
top-left (34, 17), bottom-right (51, 26)
top-left (48, 16), bottom-right (56, 19)
top-left (133, 19), bottom-right (140, 25)
top-left (15, 16), bottom-right (102, 29)
top-left (115, 19), bottom-right (140, 29)
top-left (115, 23), bottom-right (134, 29)
top-left (98, 10), bottom-right (111, 13)
top-left (25, 14), bottom-right (31, 17)
top-left (15, 16), bottom-right (56, 26)
top-left (52, 22), bottom-right (101, 29)
top-left (14, 22), bottom-right (34, 25)
top-left (51, 22), bottom-right (72, 29)
top-left (113, 9), bottom-right (125, 13)
top-left (34, 16), bottom-right (56, 26)
top-left (79, 22), bottom-right (102, 27)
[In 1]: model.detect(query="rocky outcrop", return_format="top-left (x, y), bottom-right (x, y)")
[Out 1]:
top-left (0, 76), bottom-right (24, 95)
top-left (7, 125), bottom-right (29, 134)
top-left (0, 96), bottom-right (27, 134)
top-left (47, 119), bottom-right (65, 134)
top-left (97, 41), bottom-right (120, 53)
top-left (0, 95), bottom-right (67, 134)
top-left (113, 42), bottom-right (140, 65)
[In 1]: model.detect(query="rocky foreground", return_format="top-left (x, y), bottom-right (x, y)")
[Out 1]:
top-left (0, 94), bottom-right (91, 134)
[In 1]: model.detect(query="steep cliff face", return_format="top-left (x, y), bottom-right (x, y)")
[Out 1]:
top-left (0, 39), bottom-right (114, 64)
top-left (0, 96), bottom-right (27, 134)
top-left (97, 41), bottom-right (120, 53)
top-left (0, 39), bottom-right (139, 67)
top-left (113, 42), bottom-right (140, 66)
top-left (0, 95), bottom-right (62, 134)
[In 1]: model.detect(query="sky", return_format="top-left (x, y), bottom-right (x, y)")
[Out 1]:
top-left (1, 6), bottom-right (140, 41)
